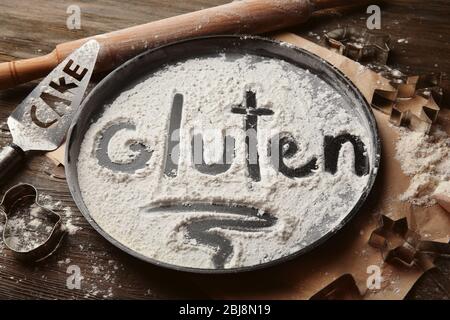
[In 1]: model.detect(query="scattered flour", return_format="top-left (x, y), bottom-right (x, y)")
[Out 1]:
top-left (61, 206), bottom-right (81, 235)
top-left (39, 194), bottom-right (82, 235)
top-left (56, 243), bottom-right (123, 299)
top-left (77, 53), bottom-right (375, 269)
top-left (395, 126), bottom-right (449, 206)
top-left (83, 257), bottom-right (123, 299)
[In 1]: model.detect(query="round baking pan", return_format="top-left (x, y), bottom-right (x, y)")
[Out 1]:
top-left (65, 35), bottom-right (381, 273)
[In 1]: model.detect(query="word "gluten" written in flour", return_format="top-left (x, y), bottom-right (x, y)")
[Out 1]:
top-left (94, 90), bottom-right (370, 179)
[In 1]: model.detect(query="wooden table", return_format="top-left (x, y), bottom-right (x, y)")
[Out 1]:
top-left (0, 0), bottom-right (449, 299)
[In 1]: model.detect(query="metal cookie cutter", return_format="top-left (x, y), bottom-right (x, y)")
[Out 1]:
top-left (0, 184), bottom-right (65, 261)
top-left (369, 215), bottom-right (450, 295)
top-left (310, 274), bottom-right (364, 300)
top-left (323, 27), bottom-right (390, 65)
top-left (371, 68), bottom-right (445, 133)
top-left (369, 215), bottom-right (450, 269)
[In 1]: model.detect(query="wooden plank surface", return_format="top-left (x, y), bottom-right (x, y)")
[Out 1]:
top-left (0, 0), bottom-right (449, 299)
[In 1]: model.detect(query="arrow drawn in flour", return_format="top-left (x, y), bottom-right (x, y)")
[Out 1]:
top-left (146, 203), bottom-right (277, 268)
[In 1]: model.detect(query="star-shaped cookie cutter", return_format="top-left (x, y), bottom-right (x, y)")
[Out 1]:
top-left (371, 69), bottom-right (446, 133)
top-left (323, 27), bottom-right (447, 134)
top-left (0, 183), bottom-right (65, 261)
top-left (368, 215), bottom-right (450, 270)
top-left (323, 27), bottom-right (390, 65)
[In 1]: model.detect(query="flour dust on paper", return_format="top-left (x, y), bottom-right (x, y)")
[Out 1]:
top-left (395, 126), bottom-right (449, 206)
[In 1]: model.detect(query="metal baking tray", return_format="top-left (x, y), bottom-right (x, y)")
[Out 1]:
top-left (65, 35), bottom-right (381, 273)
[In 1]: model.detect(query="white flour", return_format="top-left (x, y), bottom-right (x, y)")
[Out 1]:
top-left (395, 126), bottom-right (449, 206)
top-left (77, 54), bottom-right (373, 269)
top-left (2, 203), bottom-right (53, 252)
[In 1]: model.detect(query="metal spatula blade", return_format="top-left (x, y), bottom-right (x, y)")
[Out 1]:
top-left (0, 40), bottom-right (100, 182)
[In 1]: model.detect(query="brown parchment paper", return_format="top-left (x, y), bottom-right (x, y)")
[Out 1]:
top-left (46, 142), bottom-right (65, 165)
top-left (47, 33), bottom-right (450, 299)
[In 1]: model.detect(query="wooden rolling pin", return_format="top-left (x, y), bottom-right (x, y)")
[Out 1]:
top-left (0, 0), bottom-right (364, 89)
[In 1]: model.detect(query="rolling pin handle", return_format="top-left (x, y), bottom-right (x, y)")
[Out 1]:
top-left (0, 144), bottom-right (26, 183)
top-left (0, 53), bottom-right (58, 90)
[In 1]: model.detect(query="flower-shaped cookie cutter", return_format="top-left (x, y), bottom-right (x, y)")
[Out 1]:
top-left (0, 183), bottom-right (65, 261)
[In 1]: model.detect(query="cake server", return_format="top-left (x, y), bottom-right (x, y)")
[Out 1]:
top-left (0, 40), bottom-right (99, 183)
